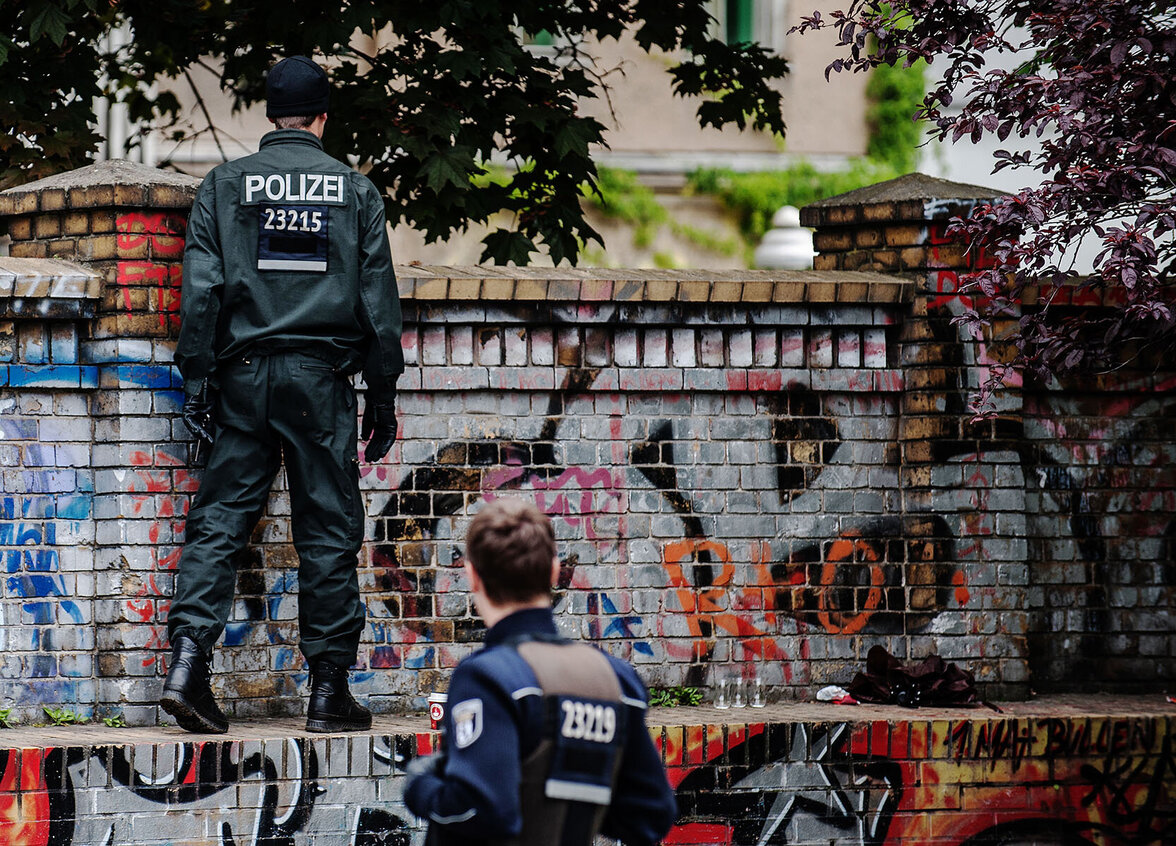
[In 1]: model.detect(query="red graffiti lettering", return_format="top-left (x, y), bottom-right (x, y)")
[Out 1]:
top-left (116, 261), bottom-right (183, 331)
top-left (116, 211), bottom-right (187, 258)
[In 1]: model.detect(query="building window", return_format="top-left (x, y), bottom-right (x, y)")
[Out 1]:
top-left (725, 0), bottom-right (755, 44)
top-left (524, 29), bottom-right (555, 49)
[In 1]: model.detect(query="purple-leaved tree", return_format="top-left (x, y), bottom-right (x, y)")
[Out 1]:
top-left (798, 1), bottom-right (1176, 413)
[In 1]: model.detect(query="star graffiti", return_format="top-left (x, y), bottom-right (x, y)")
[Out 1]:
top-left (676, 722), bottom-right (901, 846)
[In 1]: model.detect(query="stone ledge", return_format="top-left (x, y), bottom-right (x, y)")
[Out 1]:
top-left (0, 257), bottom-right (102, 300)
top-left (395, 265), bottom-right (913, 305)
top-left (1, 696), bottom-right (1167, 846)
top-left (0, 694), bottom-right (1170, 749)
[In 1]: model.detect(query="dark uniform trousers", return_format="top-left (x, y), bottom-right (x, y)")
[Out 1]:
top-left (168, 351), bottom-right (365, 668)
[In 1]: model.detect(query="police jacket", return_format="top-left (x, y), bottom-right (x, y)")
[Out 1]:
top-left (404, 607), bottom-right (676, 846)
top-left (176, 129), bottom-right (403, 398)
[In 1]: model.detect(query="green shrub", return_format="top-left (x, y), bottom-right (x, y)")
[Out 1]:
top-left (686, 160), bottom-right (900, 242)
top-left (43, 706), bottom-right (84, 726)
top-left (648, 686), bottom-right (704, 707)
top-left (867, 59), bottom-right (926, 172)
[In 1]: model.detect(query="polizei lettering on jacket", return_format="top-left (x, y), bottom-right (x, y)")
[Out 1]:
top-left (241, 173), bottom-right (346, 206)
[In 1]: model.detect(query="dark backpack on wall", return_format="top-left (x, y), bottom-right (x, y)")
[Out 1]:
top-left (848, 645), bottom-right (986, 708)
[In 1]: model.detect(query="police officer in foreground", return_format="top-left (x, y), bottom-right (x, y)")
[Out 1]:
top-left (404, 498), bottom-right (677, 845)
top-left (160, 55), bottom-right (403, 734)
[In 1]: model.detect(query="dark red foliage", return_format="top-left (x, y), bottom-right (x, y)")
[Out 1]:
top-left (798, 2), bottom-right (1176, 412)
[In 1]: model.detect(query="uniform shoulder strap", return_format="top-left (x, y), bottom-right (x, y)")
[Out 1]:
top-left (509, 636), bottom-right (622, 702)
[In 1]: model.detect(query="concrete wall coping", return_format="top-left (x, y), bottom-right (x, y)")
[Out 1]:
top-left (0, 256), bottom-right (102, 301)
top-left (805, 172), bottom-right (1002, 209)
top-left (395, 265), bottom-right (913, 305)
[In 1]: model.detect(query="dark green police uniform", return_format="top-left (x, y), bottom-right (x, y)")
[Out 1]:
top-left (169, 128), bottom-right (403, 669)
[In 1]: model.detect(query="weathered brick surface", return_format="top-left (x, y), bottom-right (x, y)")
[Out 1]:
top-left (0, 167), bottom-right (1172, 732)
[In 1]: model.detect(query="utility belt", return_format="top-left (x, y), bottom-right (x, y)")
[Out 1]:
top-left (219, 340), bottom-right (362, 374)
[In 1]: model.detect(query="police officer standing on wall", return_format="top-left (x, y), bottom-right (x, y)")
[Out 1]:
top-left (404, 498), bottom-right (677, 845)
top-left (160, 55), bottom-right (403, 734)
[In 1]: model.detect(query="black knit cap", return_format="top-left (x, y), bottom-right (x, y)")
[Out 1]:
top-left (266, 56), bottom-right (329, 118)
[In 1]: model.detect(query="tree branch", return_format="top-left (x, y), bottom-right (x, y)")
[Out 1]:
top-left (183, 67), bottom-right (228, 163)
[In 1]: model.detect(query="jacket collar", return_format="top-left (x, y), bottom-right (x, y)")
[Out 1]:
top-left (484, 606), bottom-right (559, 647)
top-left (259, 128), bottom-right (325, 150)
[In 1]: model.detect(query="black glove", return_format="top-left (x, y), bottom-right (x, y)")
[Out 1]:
top-left (361, 393), bottom-right (398, 462)
top-left (182, 382), bottom-right (215, 448)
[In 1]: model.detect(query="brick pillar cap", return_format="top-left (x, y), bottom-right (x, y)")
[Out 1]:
top-left (799, 172), bottom-right (1003, 227)
top-left (0, 256), bottom-right (102, 300)
top-left (0, 159), bottom-right (201, 215)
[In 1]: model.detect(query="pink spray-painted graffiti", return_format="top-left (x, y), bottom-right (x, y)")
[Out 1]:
top-left (364, 356), bottom-right (964, 688)
top-left (120, 449), bottom-right (198, 670)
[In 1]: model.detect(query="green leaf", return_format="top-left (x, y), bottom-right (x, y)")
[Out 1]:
top-left (28, 2), bottom-right (71, 46)
top-left (43, 705), bottom-right (83, 725)
top-left (552, 118), bottom-right (604, 159)
top-left (420, 147), bottom-right (475, 193)
top-left (435, 49), bottom-right (483, 80)
top-left (480, 229), bottom-right (536, 265)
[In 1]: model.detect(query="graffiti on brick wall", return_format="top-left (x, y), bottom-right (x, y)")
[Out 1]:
top-left (1025, 385), bottom-right (1176, 686)
top-left (666, 722), bottom-right (900, 845)
top-left (119, 447), bottom-right (198, 672)
top-left (923, 230), bottom-right (1176, 689)
top-left (115, 212), bottom-right (186, 334)
top-left (0, 735), bottom-right (434, 846)
top-left (665, 716), bottom-right (1176, 845)
top-left (2, 717), bottom-right (1170, 845)
top-left (99, 364), bottom-right (192, 681)
top-left (367, 354), bottom-right (963, 685)
top-left (923, 218), bottom-right (1013, 391)
top-left (0, 491), bottom-right (93, 706)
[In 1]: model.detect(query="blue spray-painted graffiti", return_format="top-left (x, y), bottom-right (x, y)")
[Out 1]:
top-left (1, 492), bottom-right (94, 705)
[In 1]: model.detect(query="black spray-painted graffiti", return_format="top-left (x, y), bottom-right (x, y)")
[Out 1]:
top-left (0, 738), bottom-right (422, 846)
top-left (365, 349), bottom-right (962, 684)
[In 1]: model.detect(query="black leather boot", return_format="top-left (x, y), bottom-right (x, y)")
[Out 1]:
top-left (160, 636), bottom-right (229, 734)
top-left (306, 659), bottom-right (372, 733)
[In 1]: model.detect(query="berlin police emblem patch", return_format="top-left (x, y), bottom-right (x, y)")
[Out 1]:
top-left (452, 699), bottom-right (483, 749)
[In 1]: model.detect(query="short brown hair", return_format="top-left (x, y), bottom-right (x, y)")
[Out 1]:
top-left (466, 498), bottom-right (556, 603)
top-left (273, 114), bottom-right (317, 129)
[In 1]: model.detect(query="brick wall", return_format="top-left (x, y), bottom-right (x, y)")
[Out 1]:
top-left (803, 173), bottom-right (1176, 695)
top-left (1023, 373), bottom-right (1176, 690)
top-left (2, 708), bottom-right (1171, 844)
top-left (0, 164), bottom-right (1172, 728)
top-left (1, 163), bottom-right (196, 726)
top-left (0, 258), bottom-right (102, 711)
